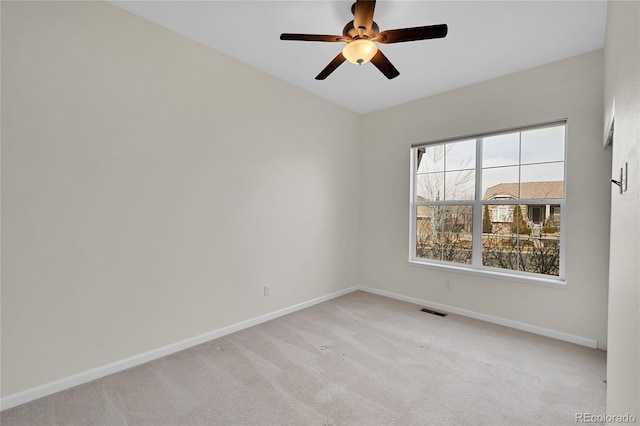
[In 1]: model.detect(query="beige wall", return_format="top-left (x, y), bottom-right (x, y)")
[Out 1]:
top-left (1, 1), bottom-right (360, 396)
top-left (359, 50), bottom-right (610, 348)
top-left (604, 0), bottom-right (640, 417)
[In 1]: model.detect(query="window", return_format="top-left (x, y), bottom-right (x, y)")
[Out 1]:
top-left (492, 206), bottom-right (514, 223)
top-left (410, 121), bottom-right (566, 280)
top-left (531, 207), bottom-right (542, 223)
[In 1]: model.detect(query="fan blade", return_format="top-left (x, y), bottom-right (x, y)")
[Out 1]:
top-left (280, 33), bottom-right (348, 42)
top-left (315, 53), bottom-right (347, 80)
top-left (353, 0), bottom-right (376, 34)
top-left (370, 49), bottom-right (399, 79)
top-left (376, 24), bottom-right (448, 43)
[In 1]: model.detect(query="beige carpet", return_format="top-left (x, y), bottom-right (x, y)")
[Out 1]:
top-left (1, 291), bottom-right (606, 425)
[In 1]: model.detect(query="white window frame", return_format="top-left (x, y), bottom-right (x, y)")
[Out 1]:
top-left (409, 120), bottom-right (567, 285)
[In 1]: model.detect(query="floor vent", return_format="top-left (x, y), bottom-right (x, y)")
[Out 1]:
top-left (420, 308), bottom-right (448, 317)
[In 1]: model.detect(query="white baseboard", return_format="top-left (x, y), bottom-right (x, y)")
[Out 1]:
top-left (356, 286), bottom-right (599, 349)
top-left (0, 286), bottom-right (358, 411)
top-left (1, 284), bottom-right (599, 411)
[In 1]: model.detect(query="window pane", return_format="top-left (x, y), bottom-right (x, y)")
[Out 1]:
top-left (417, 145), bottom-right (444, 173)
top-left (482, 166), bottom-right (519, 200)
top-left (445, 139), bottom-right (475, 171)
top-left (482, 204), bottom-right (524, 271)
top-left (481, 203), bottom-right (560, 276)
top-left (482, 233), bottom-right (522, 272)
top-left (445, 170), bottom-right (475, 200)
top-left (416, 172), bottom-right (444, 201)
top-left (443, 205), bottom-right (473, 233)
top-left (416, 205), bottom-right (472, 264)
top-left (482, 204), bottom-right (522, 233)
top-left (436, 232), bottom-right (473, 264)
top-left (441, 205), bottom-right (472, 264)
top-left (416, 205), bottom-right (441, 261)
top-left (521, 125), bottom-right (565, 164)
top-left (483, 133), bottom-right (519, 168)
top-left (520, 163), bottom-right (564, 199)
top-left (522, 205), bottom-right (561, 276)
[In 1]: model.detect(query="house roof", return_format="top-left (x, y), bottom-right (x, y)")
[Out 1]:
top-left (483, 181), bottom-right (564, 200)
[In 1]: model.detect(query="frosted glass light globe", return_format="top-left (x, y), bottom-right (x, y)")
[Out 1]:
top-left (342, 39), bottom-right (378, 65)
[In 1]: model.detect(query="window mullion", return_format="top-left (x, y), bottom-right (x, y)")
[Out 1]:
top-left (517, 131), bottom-right (522, 271)
top-left (472, 137), bottom-right (483, 266)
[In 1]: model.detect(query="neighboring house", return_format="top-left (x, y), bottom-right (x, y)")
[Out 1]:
top-left (483, 181), bottom-right (563, 235)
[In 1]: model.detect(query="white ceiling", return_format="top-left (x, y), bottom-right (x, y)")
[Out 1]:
top-left (110, 1), bottom-right (607, 114)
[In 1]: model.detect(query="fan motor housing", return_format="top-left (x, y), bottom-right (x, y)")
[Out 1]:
top-left (343, 20), bottom-right (379, 39)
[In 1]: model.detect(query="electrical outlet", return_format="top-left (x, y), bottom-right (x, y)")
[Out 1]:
top-left (264, 286), bottom-right (270, 296)
top-left (444, 280), bottom-right (451, 290)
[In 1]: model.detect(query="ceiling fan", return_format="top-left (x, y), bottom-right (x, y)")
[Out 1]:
top-left (280, 0), bottom-right (448, 80)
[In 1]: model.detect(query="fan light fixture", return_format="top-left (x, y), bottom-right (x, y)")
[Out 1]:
top-left (342, 39), bottom-right (378, 65)
top-left (280, 0), bottom-right (448, 80)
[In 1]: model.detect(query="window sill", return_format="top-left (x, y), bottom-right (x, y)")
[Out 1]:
top-left (407, 259), bottom-right (566, 288)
